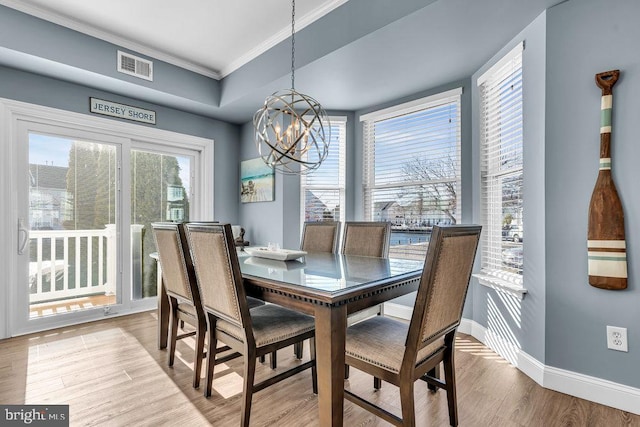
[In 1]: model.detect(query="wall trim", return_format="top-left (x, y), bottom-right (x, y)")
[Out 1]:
top-left (460, 318), bottom-right (640, 415)
top-left (0, 0), bottom-right (349, 80)
top-left (376, 305), bottom-right (640, 415)
top-left (219, 0), bottom-right (349, 78)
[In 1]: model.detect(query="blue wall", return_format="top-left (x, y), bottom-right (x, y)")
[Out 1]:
top-left (0, 5), bottom-right (222, 120)
top-left (545, 0), bottom-right (639, 387)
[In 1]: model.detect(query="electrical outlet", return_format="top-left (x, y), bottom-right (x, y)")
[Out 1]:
top-left (606, 326), bottom-right (628, 352)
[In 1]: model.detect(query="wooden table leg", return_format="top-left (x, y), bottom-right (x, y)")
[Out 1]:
top-left (156, 261), bottom-right (169, 350)
top-left (314, 304), bottom-right (346, 427)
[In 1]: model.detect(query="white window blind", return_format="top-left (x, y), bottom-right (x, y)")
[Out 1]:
top-left (301, 116), bottom-right (346, 223)
top-left (361, 89), bottom-right (462, 260)
top-left (479, 43), bottom-right (524, 283)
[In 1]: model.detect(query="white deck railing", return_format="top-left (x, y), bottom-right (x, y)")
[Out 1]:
top-left (28, 225), bottom-right (143, 304)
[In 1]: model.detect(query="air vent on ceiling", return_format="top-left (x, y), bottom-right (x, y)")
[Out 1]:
top-left (117, 51), bottom-right (153, 81)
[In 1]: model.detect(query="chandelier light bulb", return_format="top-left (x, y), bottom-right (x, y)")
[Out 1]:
top-left (254, 89), bottom-right (330, 174)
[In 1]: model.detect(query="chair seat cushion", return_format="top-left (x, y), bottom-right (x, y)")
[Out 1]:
top-left (177, 301), bottom-right (196, 315)
top-left (176, 302), bottom-right (197, 324)
top-left (218, 304), bottom-right (314, 347)
top-left (346, 316), bottom-right (444, 373)
top-left (246, 296), bottom-right (265, 309)
top-left (178, 297), bottom-right (264, 320)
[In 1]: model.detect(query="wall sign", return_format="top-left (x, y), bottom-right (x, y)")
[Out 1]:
top-left (90, 97), bottom-right (156, 124)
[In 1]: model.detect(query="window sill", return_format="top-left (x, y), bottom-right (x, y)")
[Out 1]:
top-left (473, 272), bottom-right (527, 300)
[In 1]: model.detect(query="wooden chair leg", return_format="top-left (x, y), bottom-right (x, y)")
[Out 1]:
top-left (427, 364), bottom-right (440, 392)
top-left (270, 351), bottom-right (277, 369)
top-left (399, 380), bottom-right (416, 427)
top-left (344, 364), bottom-right (350, 379)
top-left (373, 377), bottom-right (382, 390)
top-left (294, 341), bottom-right (304, 359)
top-left (309, 337), bottom-right (317, 394)
top-left (241, 348), bottom-right (257, 427)
top-left (443, 350), bottom-right (458, 426)
top-left (168, 299), bottom-right (179, 367)
top-left (259, 355), bottom-right (266, 363)
top-left (204, 314), bottom-right (218, 398)
top-left (192, 319), bottom-right (206, 389)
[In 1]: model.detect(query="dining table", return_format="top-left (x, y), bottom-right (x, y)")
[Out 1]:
top-left (154, 249), bottom-right (423, 427)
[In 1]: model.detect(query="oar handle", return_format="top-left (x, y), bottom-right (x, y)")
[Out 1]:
top-left (595, 70), bottom-right (619, 95)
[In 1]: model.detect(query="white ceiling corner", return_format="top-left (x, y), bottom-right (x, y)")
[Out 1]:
top-left (0, 0), bottom-right (349, 80)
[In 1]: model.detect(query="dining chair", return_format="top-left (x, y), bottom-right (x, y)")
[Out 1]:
top-left (185, 222), bottom-right (317, 427)
top-left (151, 222), bottom-right (211, 389)
top-left (340, 221), bottom-right (391, 258)
top-left (151, 222), bottom-right (263, 389)
top-left (282, 220), bottom-right (342, 362)
top-left (300, 221), bottom-right (341, 253)
top-left (343, 225), bottom-right (481, 426)
top-left (341, 221), bottom-right (392, 379)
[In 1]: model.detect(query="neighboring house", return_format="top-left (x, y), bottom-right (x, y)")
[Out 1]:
top-left (166, 185), bottom-right (185, 221)
top-left (28, 164), bottom-right (70, 230)
top-left (304, 191), bottom-right (338, 222)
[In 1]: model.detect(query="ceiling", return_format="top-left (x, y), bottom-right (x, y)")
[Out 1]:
top-left (0, 0), bottom-right (347, 79)
top-left (0, 0), bottom-right (567, 123)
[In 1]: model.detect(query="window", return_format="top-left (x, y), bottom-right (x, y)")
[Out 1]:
top-left (300, 116), bottom-right (346, 223)
top-left (478, 43), bottom-right (524, 288)
top-left (361, 89), bottom-right (462, 260)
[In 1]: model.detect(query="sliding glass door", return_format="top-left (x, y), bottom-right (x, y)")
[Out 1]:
top-left (130, 147), bottom-right (194, 300)
top-left (7, 105), bottom-right (210, 336)
top-left (16, 123), bottom-right (124, 328)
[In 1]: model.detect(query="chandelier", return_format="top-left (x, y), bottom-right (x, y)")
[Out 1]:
top-left (253, 0), bottom-right (330, 174)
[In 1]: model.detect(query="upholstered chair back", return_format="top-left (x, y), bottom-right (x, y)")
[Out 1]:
top-left (408, 225), bottom-right (481, 355)
top-left (151, 222), bottom-right (196, 302)
top-left (301, 221), bottom-right (341, 253)
top-left (185, 223), bottom-right (248, 329)
top-left (341, 221), bottom-right (391, 258)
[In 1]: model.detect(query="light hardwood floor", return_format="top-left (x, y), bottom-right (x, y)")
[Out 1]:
top-left (0, 311), bottom-right (638, 426)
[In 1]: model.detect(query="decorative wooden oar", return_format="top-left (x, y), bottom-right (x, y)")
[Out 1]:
top-left (587, 69), bottom-right (627, 290)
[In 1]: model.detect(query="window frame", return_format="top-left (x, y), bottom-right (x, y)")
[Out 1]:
top-left (474, 42), bottom-right (527, 298)
top-left (300, 116), bottom-right (347, 225)
top-left (360, 88), bottom-right (463, 260)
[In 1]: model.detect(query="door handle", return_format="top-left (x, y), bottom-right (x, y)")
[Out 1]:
top-left (18, 218), bottom-right (28, 255)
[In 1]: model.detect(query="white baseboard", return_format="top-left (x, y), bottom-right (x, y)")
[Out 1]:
top-left (459, 318), bottom-right (640, 415)
top-left (386, 306), bottom-right (640, 415)
top-left (544, 365), bottom-right (640, 415)
top-left (383, 302), bottom-right (413, 320)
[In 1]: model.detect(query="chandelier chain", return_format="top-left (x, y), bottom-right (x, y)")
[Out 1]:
top-left (291, 0), bottom-right (295, 90)
top-left (252, 0), bottom-right (330, 175)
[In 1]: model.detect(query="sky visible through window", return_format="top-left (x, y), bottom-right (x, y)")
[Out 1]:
top-left (372, 102), bottom-right (459, 199)
top-left (29, 133), bottom-right (191, 194)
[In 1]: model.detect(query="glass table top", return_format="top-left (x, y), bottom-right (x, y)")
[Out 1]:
top-left (238, 250), bottom-right (423, 294)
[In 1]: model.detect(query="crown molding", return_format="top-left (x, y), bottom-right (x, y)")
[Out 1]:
top-left (219, 0), bottom-right (349, 78)
top-left (1, 0), bottom-right (349, 81)
top-left (0, 0), bottom-right (221, 79)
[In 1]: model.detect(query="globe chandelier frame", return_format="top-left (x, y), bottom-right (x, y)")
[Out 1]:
top-left (253, 0), bottom-right (331, 175)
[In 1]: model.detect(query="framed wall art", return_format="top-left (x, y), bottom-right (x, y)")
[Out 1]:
top-left (240, 158), bottom-right (275, 203)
